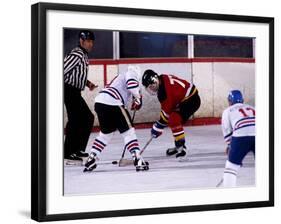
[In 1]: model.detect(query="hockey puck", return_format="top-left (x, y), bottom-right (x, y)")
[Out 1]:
top-left (112, 160), bottom-right (118, 165)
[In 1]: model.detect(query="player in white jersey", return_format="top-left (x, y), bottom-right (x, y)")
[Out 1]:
top-left (84, 65), bottom-right (149, 172)
top-left (221, 90), bottom-right (255, 187)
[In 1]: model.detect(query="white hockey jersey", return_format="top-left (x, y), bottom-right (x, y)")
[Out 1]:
top-left (221, 103), bottom-right (255, 144)
top-left (95, 69), bottom-right (141, 106)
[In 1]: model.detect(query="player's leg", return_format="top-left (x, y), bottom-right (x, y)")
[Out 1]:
top-left (121, 128), bottom-right (149, 171)
top-left (223, 160), bottom-right (240, 187)
top-left (84, 103), bottom-right (116, 172)
top-left (179, 90), bottom-right (201, 123)
top-left (64, 84), bottom-right (84, 163)
top-left (251, 136), bottom-right (255, 157)
top-left (166, 91), bottom-right (200, 158)
top-left (75, 96), bottom-right (95, 157)
top-left (117, 106), bottom-right (149, 171)
top-left (166, 112), bottom-right (187, 158)
top-left (84, 131), bottom-right (114, 172)
top-left (223, 136), bottom-right (253, 187)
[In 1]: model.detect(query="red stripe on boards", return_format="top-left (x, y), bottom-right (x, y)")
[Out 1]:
top-left (89, 57), bottom-right (255, 65)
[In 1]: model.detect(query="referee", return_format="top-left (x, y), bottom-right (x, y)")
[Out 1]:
top-left (64, 30), bottom-right (97, 164)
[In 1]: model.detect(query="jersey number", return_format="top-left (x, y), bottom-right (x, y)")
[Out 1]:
top-left (239, 108), bottom-right (255, 117)
top-left (168, 75), bottom-right (186, 88)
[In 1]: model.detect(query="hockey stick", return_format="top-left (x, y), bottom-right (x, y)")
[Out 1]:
top-left (115, 136), bottom-right (153, 167)
top-left (140, 136), bottom-right (153, 154)
top-left (131, 109), bottom-right (136, 122)
top-left (216, 178), bottom-right (224, 187)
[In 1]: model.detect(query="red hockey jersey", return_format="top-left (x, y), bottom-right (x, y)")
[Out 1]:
top-left (157, 74), bottom-right (194, 124)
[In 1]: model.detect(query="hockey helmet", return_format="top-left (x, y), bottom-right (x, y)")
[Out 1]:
top-left (79, 30), bottom-right (95, 41)
top-left (142, 69), bottom-right (159, 88)
top-left (228, 90), bottom-right (244, 105)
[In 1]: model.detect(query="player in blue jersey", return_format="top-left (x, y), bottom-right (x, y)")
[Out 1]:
top-left (221, 90), bottom-right (255, 187)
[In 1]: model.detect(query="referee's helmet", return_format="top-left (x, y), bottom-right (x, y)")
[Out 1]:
top-left (79, 30), bottom-right (95, 41)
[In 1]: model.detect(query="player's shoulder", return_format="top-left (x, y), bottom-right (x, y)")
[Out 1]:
top-left (229, 103), bottom-right (243, 109)
top-left (159, 74), bottom-right (170, 85)
top-left (161, 74), bottom-right (170, 79)
top-left (70, 47), bottom-right (85, 59)
top-left (222, 106), bottom-right (231, 116)
top-left (243, 103), bottom-right (255, 109)
top-left (227, 103), bottom-right (255, 113)
top-left (125, 70), bottom-right (138, 81)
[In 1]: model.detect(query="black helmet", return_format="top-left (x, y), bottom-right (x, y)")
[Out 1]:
top-left (142, 69), bottom-right (159, 87)
top-left (79, 30), bottom-right (95, 41)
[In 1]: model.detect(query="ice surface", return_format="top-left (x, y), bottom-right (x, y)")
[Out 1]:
top-left (64, 125), bottom-right (255, 196)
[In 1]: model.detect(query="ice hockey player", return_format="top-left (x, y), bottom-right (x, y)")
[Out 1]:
top-left (84, 65), bottom-right (149, 172)
top-left (221, 90), bottom-right (255, 187)
top-left (142, 69), bottom-right (201, 159)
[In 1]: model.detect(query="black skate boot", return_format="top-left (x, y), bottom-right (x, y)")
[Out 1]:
top-left (175, 145), bottom-right (187, 158)
top-left (83, 153), bottom-right (98, 172)
top-left (166, 147), bottom-right (178, 156)
top-left (64, 153), bottom-right (83, 166)
top-left (134, 156), bottom-right (149, 172)
top-left (166, 145), bottom-right (187, 158)
top-left (76, 150), bottom-right (89, 158)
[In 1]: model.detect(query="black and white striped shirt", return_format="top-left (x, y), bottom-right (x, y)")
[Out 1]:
top-left (64, 46), bottom-right (89, 90)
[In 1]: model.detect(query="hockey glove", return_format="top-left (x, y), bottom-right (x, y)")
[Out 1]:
top-left (151, 121), bottom-right (166, 138)
top-left (131, 96), bottom-right (142, 111)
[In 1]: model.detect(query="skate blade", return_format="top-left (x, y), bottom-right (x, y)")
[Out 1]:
top-left (64, 159), bottom-right (83, 166)
top-left (177, 156), bottom-right (189, 162)
top-left (83, 163), bottom-right (97, 172)
top-left (83, 168), bottom-right (92, 172)
top-left (136, 166), bottom-right (149, 171)
top-left (166, 152), bottom-right (178, 157)
top-left (136, 162), bottom-right (149, 171)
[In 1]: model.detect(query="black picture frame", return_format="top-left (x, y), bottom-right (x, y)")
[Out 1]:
top-left (31, 2), bottom-right (274, 222)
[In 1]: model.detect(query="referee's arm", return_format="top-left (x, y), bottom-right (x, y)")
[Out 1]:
top-left (64, 54), bottom-right (81, 74)
top-left (86, 80), bottom-right (98, 90)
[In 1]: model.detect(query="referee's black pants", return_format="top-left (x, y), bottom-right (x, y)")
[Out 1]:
top-left (64, 84), bottom-right (94, 157)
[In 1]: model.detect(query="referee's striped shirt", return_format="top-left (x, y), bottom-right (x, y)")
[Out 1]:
top-left (64, 46), bottom-right (89, 90)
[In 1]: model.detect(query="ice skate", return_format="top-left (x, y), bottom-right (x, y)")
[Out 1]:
top-left (166, 146), bottom-right (178, 156)
top-left (83, 153), bottom-right (98, 172)
top-left (176, 146), bottom-right (189, 162)
top-left (75, 150), bottom-right (89, 158)
top-left (166, 145), bottom-right (188, 160)
top-left (134, 156), bottom-right (149, 172)
top-left (64, 153), bottom-right (83, 166)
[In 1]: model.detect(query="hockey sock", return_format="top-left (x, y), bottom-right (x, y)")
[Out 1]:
top-left (172, 126), bottom-right (185, 147)
top-left (121, 128), bottom-right (140, 156)
top-left (91, 132), bottom-right (113, 157)
top-left (169, 112), bottom-right (185, 145)
top-left (223, 160), bottom-right (240, 187)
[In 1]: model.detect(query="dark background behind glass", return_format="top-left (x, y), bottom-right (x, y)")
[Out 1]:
top-left (64, 29), bottom-right (113, 59)
top-left (64, 29), bottom-right (254, 59)
top-left (194, 35), bottom-right (253, 58)
top-left (119, 32), bottom-right (188, 58)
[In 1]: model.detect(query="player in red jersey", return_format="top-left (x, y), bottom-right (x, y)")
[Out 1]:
top-left (142, 69), bottom-right (201, 158)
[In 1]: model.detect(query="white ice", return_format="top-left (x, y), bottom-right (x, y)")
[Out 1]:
top-left (64, 125), bottom-right (255, 196)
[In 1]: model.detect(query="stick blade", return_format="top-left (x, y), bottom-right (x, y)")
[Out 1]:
top-left (119, 159), bottom-right (134, 167)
